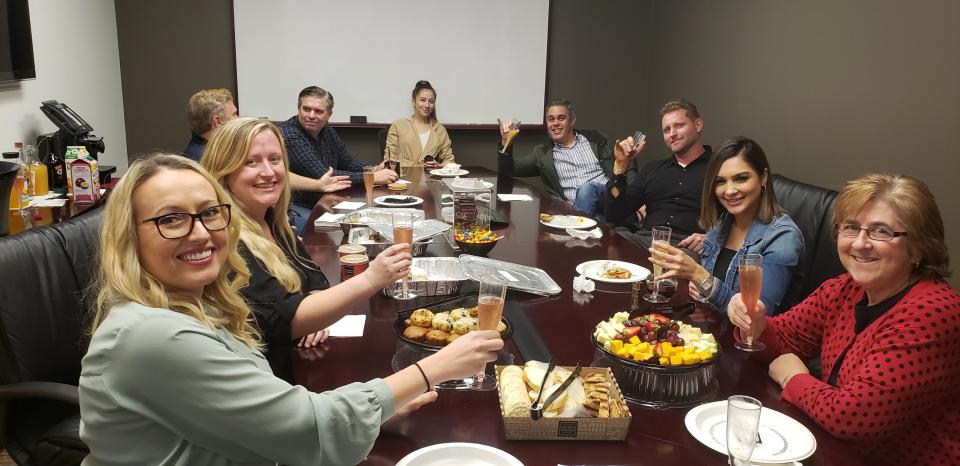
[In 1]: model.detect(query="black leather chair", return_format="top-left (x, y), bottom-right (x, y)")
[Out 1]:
top-left (772, 174), bottom-right (846, 311)
top-left (0, 208), bottom-right (101, 465)
top-left (0, 161), bottom-right (20, 237)
top-left (377, 127), bottom-right (389, 157)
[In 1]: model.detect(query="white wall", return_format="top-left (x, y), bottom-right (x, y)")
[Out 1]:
top-left (0, 0), bottom-right (126, 171)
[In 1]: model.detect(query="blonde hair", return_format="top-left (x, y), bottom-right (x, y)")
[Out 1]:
top-left (187, 88), bottom-right (234, 135)
top-left (90, 154), bottom-right (261, 348)
top-left (833, 173), bottom-right (950, 280)
top-left (202, 117), bottom-right (306, 293)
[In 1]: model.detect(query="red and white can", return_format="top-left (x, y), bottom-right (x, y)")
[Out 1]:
top-left (340, 254), bottom-right (369, 282)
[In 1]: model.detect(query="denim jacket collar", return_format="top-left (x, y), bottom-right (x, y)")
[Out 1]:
top-left (702, 213), bottom-right (790, 258)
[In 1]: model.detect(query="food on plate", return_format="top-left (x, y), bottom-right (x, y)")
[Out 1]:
top-left (539, 213), bottom-right (554, 223)
top-left (498, 362), bottom-right (629, 419)
top-left (496, 321), bottom-right (507, 335)
top-left (402, 326), bottom-right (429, 342)
top-left (382, 196), bottom-right (417, 204)
top-left (593, 312), bottom-right (718, 366)
top-left (387, 182), bottom-right (407, 191)
top-left (600, 265), bottom-right (632, 279)
top-left (409, 308), bottom-right (434, 328)
top-left (424, 329), bottom-right (451, 346)
top-left (499, 366), bottom-right (531, 417)
top-left (451, 317), bottom-right (477, 335)
top-left (431, 312), bottom-right (453, 332)
top-left (449, 307), bottom-right (471, 321)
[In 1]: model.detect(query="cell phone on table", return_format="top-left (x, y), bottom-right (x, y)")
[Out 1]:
top-left (632, 131), bottom-right (646, 148)
top-left (423, 155), bottom-right (435, 164)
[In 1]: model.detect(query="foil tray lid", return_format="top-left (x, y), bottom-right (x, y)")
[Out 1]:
top-left (371, 219), bottom-right (452, 242)
top-left (457, 254), bottom-right (562, 296)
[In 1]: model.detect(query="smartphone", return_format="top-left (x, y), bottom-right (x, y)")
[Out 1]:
top-left (423, 155), bottom-right (435, 164)
top-left (632, 131), bottom-right (647, 148)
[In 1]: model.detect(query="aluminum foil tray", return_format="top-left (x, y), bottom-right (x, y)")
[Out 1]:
top-left (458, 254), bottom-right (562, 296)
top-left (338, 208), bottom-right (425, 234)
top-left (347, 227), bottom-right (431, 257)
top-left (371, 219), bottom-right (452, 243)
top-left (381, 257), bottom-right (468, 297)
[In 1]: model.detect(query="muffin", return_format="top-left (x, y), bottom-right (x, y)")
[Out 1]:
top-left (410, 309), bottom-right (434, 328)
top-left (450, 308), bottom-right (470, 321)
top-left (452, 317), bottom-right (477, 335)
top-left (468, 306), bottom-right (479, 317)
top-left (432, 312), bottom-right (453, 332)
top-left (425, 329), bottom-right (451, 346)
top-left (403, 325), bottom-right (429, 342)
top-left (497, 321), bottom-right (507, 335)
top-left (446, 333), bottom-right (461, 345)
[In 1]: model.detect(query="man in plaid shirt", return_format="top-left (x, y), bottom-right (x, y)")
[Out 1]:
top-left (279, 87), bottom-right (397, 229)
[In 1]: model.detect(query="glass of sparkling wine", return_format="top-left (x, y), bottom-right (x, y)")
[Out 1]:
top-left (643, 226), bottom-right (672, 304)
top-left (735, 254), bottom-right (766, 352)
top-left (500, 119), bottom-right (521, 153)
top-left (726, 395), bottom-right (762, 466)
top-left (472, 274), bottom-right (507, 390)
top-left (363, 165), bottom-right (375, 205)
top-left (392, 212), bottom-right (416, 300)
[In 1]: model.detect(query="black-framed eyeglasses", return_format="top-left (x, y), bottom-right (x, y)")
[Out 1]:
top-left (141, 204), bottom-right (231, 239)
top-left (837, 221), bottom-right (907, 241)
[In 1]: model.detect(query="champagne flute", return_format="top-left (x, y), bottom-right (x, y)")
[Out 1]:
top-left (726, 395), bottom-right (763, 466)
top-left (643, 226), bottom-right (672, 304)
top-left (392, 212), bottom-right (416, 300)
top-left (500, 119), bottom-right (521, 153)
top-left (362, 165), bottom-right (375, 206)
top-left (472, 274), bottom-right (507, 391)
top-left (735, 254), bottom-right (765, 351)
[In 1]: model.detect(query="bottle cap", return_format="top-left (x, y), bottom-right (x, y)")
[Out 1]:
top-left (2, 151), bottom-right (19, 159)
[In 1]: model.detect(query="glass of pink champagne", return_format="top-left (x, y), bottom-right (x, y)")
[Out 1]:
top-left (735, 254), bottom-right (765, 352)
top-left (471, 274), bottom-right (507, 390)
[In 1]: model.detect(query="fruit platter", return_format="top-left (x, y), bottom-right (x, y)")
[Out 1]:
top-left (591, 311), bottom-right (720, 408)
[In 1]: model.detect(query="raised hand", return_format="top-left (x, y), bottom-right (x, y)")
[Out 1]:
top-left (373, 165), bottom-right (399, 184)
top-left (677, 233), bottom-right (706, 254)
top-left (421, 330), bottom-right (503, 382)
top-left (613, 135), bottom-right (645, 174)
top-left (363, 243), bottom-right (412, 288)
top-left (648, 240), bottom-right (707, 282)
top-left (727, 293), bottom-right (768, 339)
top-left (318, 167), bottom-right (351, 192)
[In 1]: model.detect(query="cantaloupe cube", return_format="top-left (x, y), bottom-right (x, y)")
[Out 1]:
top-left (669, 355), bottom-right (683, 365)
top-left (659, 356), bottom-right (670, 366)
top-left (611, 340), bottom-right (623, 352)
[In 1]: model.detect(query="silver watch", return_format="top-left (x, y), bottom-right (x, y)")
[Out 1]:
top-left (697, 276), bottom-right (716, 301)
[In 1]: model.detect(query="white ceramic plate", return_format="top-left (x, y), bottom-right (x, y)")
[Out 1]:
top-left (539, 215), bottom-right (598, 230)
top-left (430, 168), bottom-right (470, 177)
top-left (576, 260), bottom-right (649, 283)
top-left (396, 442), bottom-right (524, 466)
top-left (685, 401), bottom-right (817, 463)
top-left (374, 195), bottom-right (424, 207)
top-left (450, 179), bottom-right (494, 190)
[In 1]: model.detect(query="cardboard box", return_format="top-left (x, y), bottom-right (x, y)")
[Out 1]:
top-left (495, 365), bottom-right (631, 441)
top-left (65, 146), bottom-right (100, 204)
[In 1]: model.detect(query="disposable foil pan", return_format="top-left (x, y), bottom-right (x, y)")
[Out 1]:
top-left (458, 254), bottom-right (562, 296)
top-left (347, 227), bottom-right (431, 257)
top-left (382, 257), bottom-right (468, 297)
top-left (590, 337), bottom-right (719, 409)
top-left (370, 219), bottom-right (452, 243)
top-left (338, 208), bottom-right (425, 234)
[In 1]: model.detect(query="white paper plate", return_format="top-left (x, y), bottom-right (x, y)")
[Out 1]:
top-left (685, 401), bottom-right (817, 463)
top-left (576, 260), bottom-right (649, 283)
top-left (450, 179), bottom-right (494, 190)
top-left (374, 195), bottom-right (424, 207)
top-left (430, 168), bottom-right (470, 177)
top-left (396, 442), bottom-right (523, 466)
top-left (539, 215), bottom-right (597, 230)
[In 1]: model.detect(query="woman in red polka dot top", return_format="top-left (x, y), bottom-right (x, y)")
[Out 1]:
top-left (728, 173), bottom-right (960, 465)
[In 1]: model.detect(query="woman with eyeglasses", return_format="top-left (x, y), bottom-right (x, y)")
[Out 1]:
top-left (80, 154), bottom-right (502, 465)
top-left (648, 136), bottom-right (803, 315)
top-left (201, 117), bottom-right (411, 382)
top-left (727, 173), bottom-right (960, 465)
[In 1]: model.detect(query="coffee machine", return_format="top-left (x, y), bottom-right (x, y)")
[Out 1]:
top-left (36, 100), bottom-right (109, 189)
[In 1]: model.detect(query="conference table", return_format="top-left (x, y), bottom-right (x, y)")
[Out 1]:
top-left (295, 166), bottom-right (853, 465)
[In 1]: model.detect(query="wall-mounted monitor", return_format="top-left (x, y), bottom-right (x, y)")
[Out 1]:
top-left (0, 0), bottom-right (36, 82)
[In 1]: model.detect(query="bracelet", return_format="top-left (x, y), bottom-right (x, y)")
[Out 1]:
top-left (413, 362), bottom-right (433, 393)
top-left (781, 371), bottom-right (803, 388)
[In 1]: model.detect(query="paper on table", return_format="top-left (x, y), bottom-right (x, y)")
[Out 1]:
top-left (327, 314), bottom-right (366, 337)
top-left (314, 212), bottom-right (345, 227)
top-left (573, 274), bottom-right (595, 293)
top-left (497, 194), bottom-right (533, 202)
top-left (394, 179), bottom-right (411, 185)
top-left (566, 227), bottom-right (602, 240)
top-left (332, 201), bottom-right (366, 210)
top-left (31, 198), bottom-right (68, 208)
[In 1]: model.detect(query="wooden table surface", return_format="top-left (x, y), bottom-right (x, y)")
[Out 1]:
top-left (294, 167), bottom-right (854, 465)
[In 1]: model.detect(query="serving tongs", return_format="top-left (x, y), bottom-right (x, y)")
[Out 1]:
top-left (530, 361), bottom-right (582, 420)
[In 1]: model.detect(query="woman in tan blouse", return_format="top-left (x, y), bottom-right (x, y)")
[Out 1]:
top-left (384, 80), bottom-right (455, 169)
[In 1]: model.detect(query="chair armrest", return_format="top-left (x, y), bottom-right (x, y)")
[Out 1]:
top-left (0, 381), bottom-right (80, 405)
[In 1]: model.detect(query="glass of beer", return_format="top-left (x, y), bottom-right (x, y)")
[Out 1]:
top-left (392, 212), bottom-right (416, 300)
top-left (363, 166), bottom-right (375, 205)
top-left (643, 226), bottom-right (673, 304)
top-left (735, 254), bottom-right (766, 352)
top-left (472, 274), bottom-right (507, 390)
top-left (499, 119), bottom-right (521, 153)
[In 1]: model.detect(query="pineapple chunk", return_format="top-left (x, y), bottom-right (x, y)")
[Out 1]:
top-left (610, 340), bottom-right (624, 353)
top-left (669, 355), bottom-right (683, 365)
top-left (628, 335), bottom-right (641, 345)
top-left (681, 354), bottom-right (701, 365)
top-left (659, 356), bottom-right (670, 366)
top-left (636, 342), bottom-right (651, 353)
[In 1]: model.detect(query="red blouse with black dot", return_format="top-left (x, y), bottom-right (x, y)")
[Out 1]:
top-left (759, 275), bottom-right (960, 465)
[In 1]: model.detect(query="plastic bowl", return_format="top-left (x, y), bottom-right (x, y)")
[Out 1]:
top-left (454, 236), bottom-right (500, 256)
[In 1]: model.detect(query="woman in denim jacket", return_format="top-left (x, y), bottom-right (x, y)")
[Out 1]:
top-left (650, 136), bottom-right (803, 316)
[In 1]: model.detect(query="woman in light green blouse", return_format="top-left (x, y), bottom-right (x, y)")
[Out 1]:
top-left (79, 154), bottom-right (503, 466)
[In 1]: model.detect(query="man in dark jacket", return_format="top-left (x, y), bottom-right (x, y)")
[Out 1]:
top-left (495, 99), bottom-right (638, 216)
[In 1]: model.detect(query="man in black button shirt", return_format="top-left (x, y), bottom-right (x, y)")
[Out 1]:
top-left (604, 99), bottom-right (711, 254)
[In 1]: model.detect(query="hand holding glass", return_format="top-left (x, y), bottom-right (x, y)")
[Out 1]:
top-left (392, 212), bottom-right (416, 300)
top-left (644, 226), bottom-right (673, 304)
top-left (501, 119), bottom-right (521, 153)
top-left (735, 254), bottom-right (765, 352)
top-left (726, 395), bottom-right (762, 466)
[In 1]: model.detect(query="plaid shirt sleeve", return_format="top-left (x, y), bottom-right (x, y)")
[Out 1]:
top-left (322, 127), bottom-right (365, 185)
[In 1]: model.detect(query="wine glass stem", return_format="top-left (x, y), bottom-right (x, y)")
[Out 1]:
top-left (401, 277), bottom-right (409, 299)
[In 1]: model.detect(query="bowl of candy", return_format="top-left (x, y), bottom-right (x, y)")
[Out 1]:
top-left (453, 227), bottom-right (502, 256)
